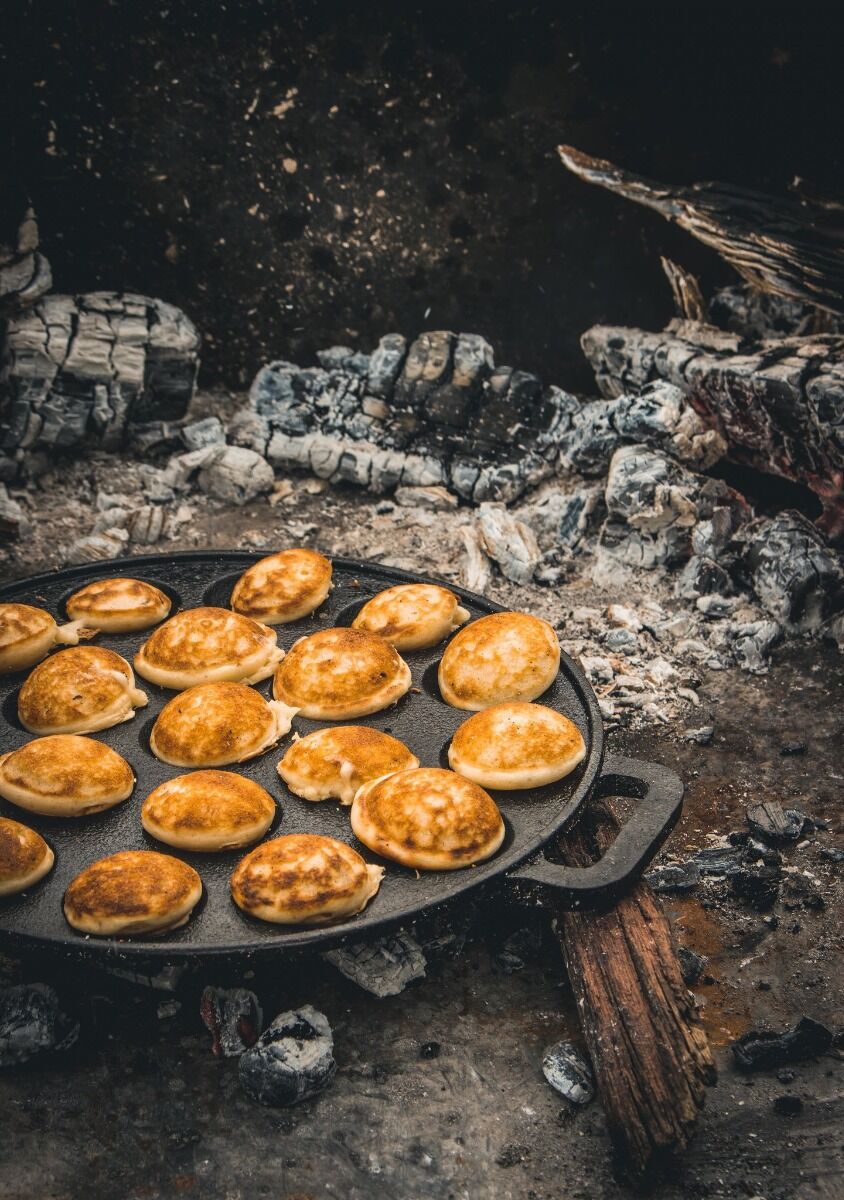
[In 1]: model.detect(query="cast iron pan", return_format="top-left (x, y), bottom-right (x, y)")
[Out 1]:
top-left (0, 552), bottom-right (683, 962)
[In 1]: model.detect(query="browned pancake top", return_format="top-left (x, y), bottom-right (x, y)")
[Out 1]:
top-left (0, 603), bottom-right (54, 650)
top-left (357, 767), bottom-right (503, 858)
top-left (64, 850), bottom-right (200, 921)
top-left (0, 816), bottom-right (49, 878)
top-left (143, 771), bottom-right (275, 833)
top-left (281, 725), bottom-right (417, 786)
top-left (450, 703), bottom-right (584, 771)
top-left (352, 583), bottom-right (458, 640)
top-left (0, 734), bottom-right (134, 800)
top-left (231, 834), bottom-right (370, 914)
top-left (439, 612), bottom-right (559, 706)
top-left (139, 607), bottom-right (274, 671)
top-left (231, 549), bottom-right (332, 619)
top-left (18, 646), bottom-right (133, 729)
top-left (66, 577), bottom-right (170, 621)
top-left (273, 627), bottom-right (404, 708)
top-left (151, 682), bottom-right (275, 763)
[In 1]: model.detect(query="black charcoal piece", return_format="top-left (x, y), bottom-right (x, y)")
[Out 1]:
top-left (419, 1041), bottom-right (441, 1060)
top-left (746, 801), bottom-right (806, 845)
top-left (741, 838), bottom-right (782, 866)
top-left (743, 512), bottom-right (844, 632)
top-left (645, 861), bottom-right (700, 893)
top-left (676, 556), bottom-right (732, 600)
top-left (780, 741), bottom-right (807, 756)
top-left (727, 862), bottom-right (781, 910)
top-left (732, 1017), bottom-right (833, 1072)
top-left (0, 983), bottom-right (79, 1066)
top-left (239, 1005), bottom-right (336, 1107)
top-left (773, 1094), bottom-right (804, 1115)
top-left (817, 846), bottom-right (844, 863)
top-left (677, 946), bottom-right (707, 986)
top-left (689, 846), bottom-right (744, 876)
top-left (541, 1041), bottom-right (595, 1105)
top-left (776, 1068), bottom-right (796, 1084)
top-left (782, 874), bottom-right (826, 912)
top-left (322, 932), bottom-right (426, 997)
top-left (200, 986), bottom-right (263, 1058)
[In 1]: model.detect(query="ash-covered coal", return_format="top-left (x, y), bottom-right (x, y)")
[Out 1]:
top-left (239, 1004), bottom-right (336, 1107)
top-left (0, 982), bottom-right (79, 1065)
top-left (322, 931), bottom-right (427, 997)
top-left (541, 1041), bottom-right (595, 1105)
top-left (200, 986), bottom-right (262, 1058)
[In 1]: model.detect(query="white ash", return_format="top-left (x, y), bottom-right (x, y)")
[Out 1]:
top-left (322, 931), bottom-right (427, 997)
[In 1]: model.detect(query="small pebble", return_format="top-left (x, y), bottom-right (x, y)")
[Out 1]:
top-left (541, 1041), bottom-right (595, 1105)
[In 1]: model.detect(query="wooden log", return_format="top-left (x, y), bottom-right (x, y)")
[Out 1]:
top-left (555, 800), bottom-right (716, 1184)
top-left (558, 144), bottom-right (844, 316)
top-left (581, 319), bottom-right (844, 539)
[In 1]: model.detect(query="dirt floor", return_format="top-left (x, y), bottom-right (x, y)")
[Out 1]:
top-left (0, 479), bottom-right (842, 1200)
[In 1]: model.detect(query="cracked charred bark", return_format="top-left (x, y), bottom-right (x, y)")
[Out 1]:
top-left (581, 319), bottom-right (844, 538)
top-left (0, 292), bottom-right (199, 474)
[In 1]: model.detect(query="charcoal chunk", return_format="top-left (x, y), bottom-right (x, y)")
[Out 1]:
top-left (239, 1005), bottom-right (335, 1107)
top-left (678, 946), bottom-right (707, 986)
top-left (746, 801), bottom-right (806, 845)
top-left (322, 932), bottom-right (426, 997)
top-left (200, 986), bottom-right (262, 1058)
top-left (743, 511), bottom-right (844, 632)
top-left (727, 862), bottom-right (781, 910)
top-left (681, 725), bottom-right (714, 745)
top-left (689, 845), bottom-right (744, 876)
top-left (541, 1042), bottom-right (595, 1105)
top-left (676, 555), bottom-right (732, 600)
top-left (645, 861), bottom-right (701, 893)
top-left (197, 446), bottom-right (274, 505)
top-left (0, 983), bottom-right (79, 1065)
top-left (732, 1017), bottom-right (833, 1072)
top-left (181, 416), bottom-right (226, 452)
top-left (772, 1093), bottom-right (803, 1115)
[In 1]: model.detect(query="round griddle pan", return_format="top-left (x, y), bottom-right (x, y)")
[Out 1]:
top-left (0, 552), bottom-right (683, 962)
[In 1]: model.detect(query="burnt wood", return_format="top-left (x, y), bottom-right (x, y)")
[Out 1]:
top-left (558, 144), bottom-right (844, 316)
top-left (555, 799), bottom-right (716, 1184)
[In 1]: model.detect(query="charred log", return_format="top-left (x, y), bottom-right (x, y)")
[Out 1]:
top-left (0, 292), bottom-right (199, 472)
top-left (558, 145), bottom-right (844, 315)
top-left (581, 320), bottom-right (844, 537)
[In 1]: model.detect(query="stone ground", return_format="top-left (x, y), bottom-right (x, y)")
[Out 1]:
top-left (0, 475), bottom-right (842, 1199)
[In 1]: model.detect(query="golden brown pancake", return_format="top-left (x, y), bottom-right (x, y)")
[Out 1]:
top-left (66, 577), bottom-right (171, 633)
top-left (0, 602), bottom-right (86, 673)
top-left (18, 646), bottom-right (148, 735)
top-left (272, 627), bottom-right (411, 719)
top-left (150, 681), bottom-right (297, 767)
top-left (352, 583), bottom-right (470, 651)
top-left (0, 816), bottom-right (54, 897)
top-left (230, 833), bottom-right (383, 926)
top-left (134, 606), bottom-right (283, 690)
top-left (350, 766), bottom-right (505, 871)
top-left (438, 611), bottom-right (560, 711)
top-left (231, 549), bottom-right (333, 624)
top-left (448, 702), bottom-right (586, 790)
top-left (142, 771), bottom-right (276, 852)
top-left (0, 735), bottom-right (135, 817)
top-left (63, 850), bottom-right (203, 936)
top-left (278, 726), bottom-right (419, 805)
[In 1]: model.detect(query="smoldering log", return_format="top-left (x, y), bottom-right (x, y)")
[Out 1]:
top-left (555, 800), bottom-right (716, 1183)
top-left (0, 291), bottom-right (200, 472)
top-left (558, 144), bottom-right (844, 315)
top-left (245, 335), bottom-right (725, 505)
top-left (0, 203), bottom-right (52, 313)
top-left (581, 319), bottom-right (844, 538)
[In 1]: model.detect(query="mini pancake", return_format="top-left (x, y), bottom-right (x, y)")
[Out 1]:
top-left (278, 726), bottom-right (419, 805)
top-left (231, 833), bottom-right (383, 926)
top-left (63, 850), bottom-right (202, 937)
top-left (18, 646), bottom-right (148, 735)
top-left (134, 606), bottom-right (283, 690)
top-left (150, 682), bottom-right (297, 768)
top-left (351, 766), bottom-right (505, 871)
top-left (352, 584), bottom-right (470, 651)
top-left (0, 817), bottom-right (54, 897)
top-left (231, 549), bottom-right (333, 624)
top-left (0, 735), bottom-right (135, 817)
top-left (142, 771), bottom-right (276, 852)
top-left (438, 611), bottom-right (560, 711)
top-left (0, 602), bottom-right (86, 674)
top-left (448, 702), bottom-right (586, 790)
top-left (272, 627), bottom-right (411, 719)
top-left (65, 577), bottom-right (171, 633)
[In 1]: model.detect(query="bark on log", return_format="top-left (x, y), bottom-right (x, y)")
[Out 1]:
top-left (581, 320), bottom-right (844, 538)
top-left (558, 145), bottom-right (844, 316)
top-left (0, 291), bottom-right (199, 472)
top-left (556, 800), bottom-right (716, 1184)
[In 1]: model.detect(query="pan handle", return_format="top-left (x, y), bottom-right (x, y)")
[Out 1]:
top-left (504, 754), bottom-right (684, 911)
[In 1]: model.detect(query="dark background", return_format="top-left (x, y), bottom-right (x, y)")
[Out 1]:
top-left (2, 1), bottom-right (842, 392)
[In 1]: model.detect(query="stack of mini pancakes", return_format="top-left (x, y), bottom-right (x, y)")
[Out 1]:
top-left (0, 551), bottom-right (586, 938)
